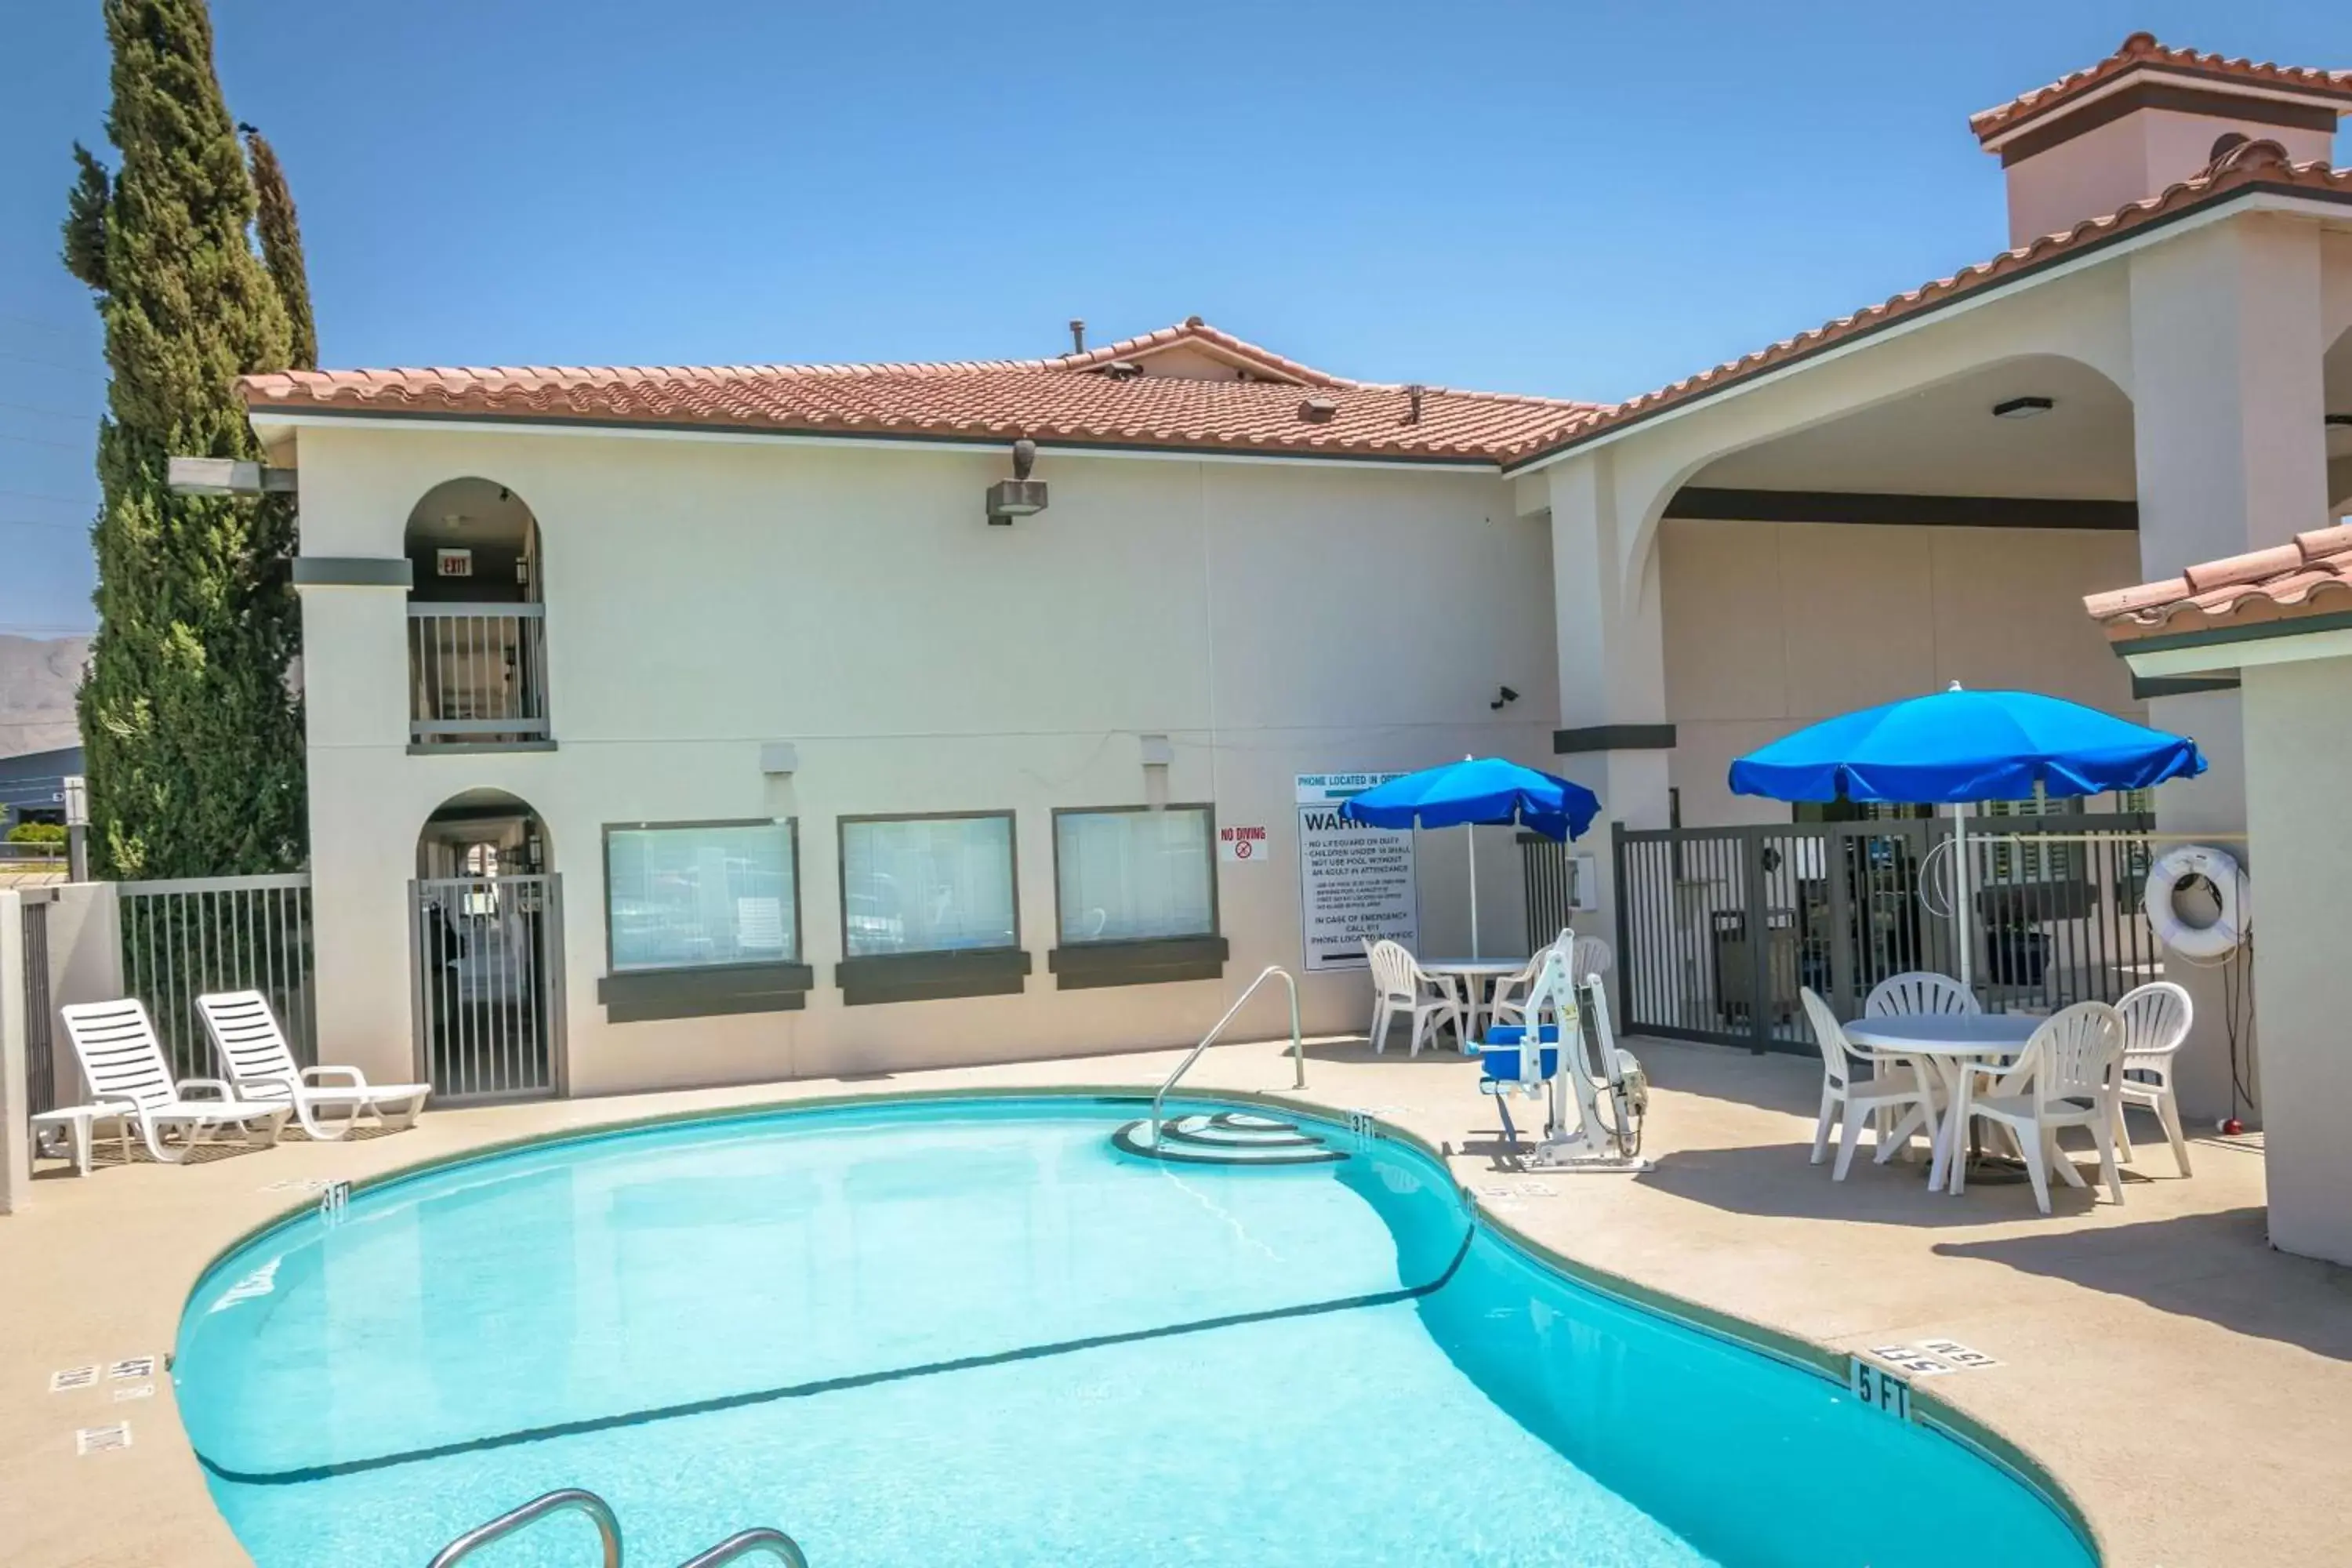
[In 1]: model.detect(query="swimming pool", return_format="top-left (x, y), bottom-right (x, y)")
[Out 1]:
top-left (175, 1096), bottom-right (2096, 1566)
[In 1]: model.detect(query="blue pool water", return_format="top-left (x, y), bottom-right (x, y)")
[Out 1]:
top-left (175, 1098), bottom-right (2095, 1566)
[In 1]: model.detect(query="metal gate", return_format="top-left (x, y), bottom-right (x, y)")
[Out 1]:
top-left (20, 894), bottom-right (55, 1117)
top-left (1611, 815), bottom-right (2160, 1052)
top-left (118, 873), bottom-right (317, 1079)
top-left (411, 873), bottom-right (563, 1103)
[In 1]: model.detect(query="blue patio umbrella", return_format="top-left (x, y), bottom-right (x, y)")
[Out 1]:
top-left (1341, 757), bottom-right (1602, 957)
top-left (1730, 684), bottom-right (2205, 985)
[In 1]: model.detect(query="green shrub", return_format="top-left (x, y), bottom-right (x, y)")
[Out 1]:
top-left (5, 821), bottom-right (68, 845)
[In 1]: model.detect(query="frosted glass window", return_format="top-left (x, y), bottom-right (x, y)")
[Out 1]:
top-left (1054, 807), bottom-right (1214, 944)
top-left (607, 821), bottom-right (796, 971)
top-left (840, 815), bottom-right (1018, 958)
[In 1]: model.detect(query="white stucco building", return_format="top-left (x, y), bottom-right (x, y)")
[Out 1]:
top-left (242, 35), bottom-right (2352, 1254)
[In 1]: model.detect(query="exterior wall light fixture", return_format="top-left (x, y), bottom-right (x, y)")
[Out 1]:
top-left (1991, 396), bottom-right (2056, 420)
top-left (986, 438), bottom-right (1048, 524)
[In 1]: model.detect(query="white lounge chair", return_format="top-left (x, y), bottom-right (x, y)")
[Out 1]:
top-left (60, 999), bottom-right (291, 1165)
top-left (1365, 939), bottom-right (1464, 1058)
top-left (1801, 988), bottom-right (1940, 1180)
top-left (197, 990), bottom-right (431, 1140)
top-left (1952, 1000), bottom-right (2126, 1214)
top-left (2114, 981), bottom-right (2194, 1177)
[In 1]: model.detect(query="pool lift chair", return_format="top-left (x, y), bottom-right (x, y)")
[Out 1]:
top-left (1476, 947), bottom-right (1650, 1173)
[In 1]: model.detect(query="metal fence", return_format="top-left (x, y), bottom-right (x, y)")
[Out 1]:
top-left (1610, 815), bottom-right (2161, 1053)
top-left (412, 873), bottom-right (562, 1103)
top-left (118, 873), bottom-right (317, 1079)
top-left (20, 893), bottom-right (55, 1117)
top-left (408, 603), bottom-right (550, 746)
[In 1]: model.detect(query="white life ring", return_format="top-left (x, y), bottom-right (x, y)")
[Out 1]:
top-left (2143, 844), bottom-right (2248, 959)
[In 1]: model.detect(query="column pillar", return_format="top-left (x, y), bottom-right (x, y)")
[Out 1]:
top-left (1546, 452), bottom-right (1675, 961)
top-left (0, 890), bottom-right (30, 1213)
top-left (2127, 212), bottom-right (2331, 1122)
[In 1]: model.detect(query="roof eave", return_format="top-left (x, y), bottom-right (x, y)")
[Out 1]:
top-left (1497, 177), bottom-right (2352, 478)
top-left (241, 404), bottom-right (1510, 473)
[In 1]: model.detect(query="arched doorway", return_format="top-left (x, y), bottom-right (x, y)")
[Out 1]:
top-left (413, 789), bottom-right (562, 1102)
top-left (404, 477), bottom-right (550, 749)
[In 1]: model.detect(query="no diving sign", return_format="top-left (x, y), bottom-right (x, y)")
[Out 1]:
top-left (1218, 824), bottom-right (1269, 864)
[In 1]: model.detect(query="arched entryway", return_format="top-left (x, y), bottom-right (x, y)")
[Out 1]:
top-left (412, 789), bottom-right (563, 1102)
top-left (404, 477), bottom-right (550, 749)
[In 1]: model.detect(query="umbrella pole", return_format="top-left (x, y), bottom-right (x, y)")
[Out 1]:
top-left (1468, 825), bottom-right (1480, 960)
top-left (1951, 802), bottom-right (1974, 993)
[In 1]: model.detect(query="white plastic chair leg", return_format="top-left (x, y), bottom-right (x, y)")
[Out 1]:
top-left (296, 1098), bottom-right (353, 1142)
top-left (2096, 1112), bottom-right (2124, 1205)
top-left (2047, 1130), bottom-right (2088, 1189)
top-left (2024, 1136), bottom-right (2053, 1215)
top-left (140, 1115), bottom-right (187, 1164)
top-left (2157, 1093), bottom-right (2192, 1177)
top-left (1811, 1091), bottom-right (1837, 1165)
top-left (2114, 1105), bottom-right (2136, 1164)
top-left (1369, 1004), bottom-right (1390, 1054)
top-left (1833, 1112), bottom-right (1864, 1181)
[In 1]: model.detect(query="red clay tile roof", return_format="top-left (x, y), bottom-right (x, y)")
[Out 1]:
top-left (1494, 140), bottom-right (2352, 469)
top-left (2086, 524), bottom-right (2352, 643)
top-left (240, 318), bottom-right (1593, 464)
top-left (1969, 33), bottom-right (2352, 147)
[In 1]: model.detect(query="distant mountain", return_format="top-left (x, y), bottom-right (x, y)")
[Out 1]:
top-left (0, 635), bottom-right (89, 760)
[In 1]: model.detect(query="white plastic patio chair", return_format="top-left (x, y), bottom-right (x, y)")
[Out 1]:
top-left (1951, 1000), bottom-right (2126, 1214)
top-left (1366, 939), bottom-right (1464, 1058)
top-left (1864, 971), bottom-right (1980, 1020)
top-left (1860, 970), bottom-right (1976, 1138)
top-left (1491, 931), bottom-right (1613, 1033)
top-left (1801, 988), bottom-right (1940, 1180)
top-left (1486, 930), bottom-right (1566, 1032)
top-left (60, 999), bottom-right (291, 1165)
top-left (1567, 934), bottom-right (1613, 983)
top-left (197, 990), bottom-right (432, 1141)
top-left (2113, 981), bottom-right (2194, 1177)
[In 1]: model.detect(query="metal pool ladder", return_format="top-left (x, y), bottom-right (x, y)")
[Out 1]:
top-left (1150, 964), bottom-right (1304, 1147)
top-left (428, 1488), bottom-right (810, 1567)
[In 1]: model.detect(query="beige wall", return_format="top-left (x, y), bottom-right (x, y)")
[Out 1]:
top-left (2002, 107), bottom-right (2334, 249)
top-left (2239, 652), bottom-right (2352, 1265)
top-left (1657, 517), bottom-right (2145, 825)
top-left (294, 425), bottom-right (1557, 1095)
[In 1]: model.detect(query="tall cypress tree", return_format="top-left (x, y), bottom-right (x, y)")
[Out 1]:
top-left (241, 124), bottom-right (316, 369)
top-left (61, 0), bottom-right (306, 878)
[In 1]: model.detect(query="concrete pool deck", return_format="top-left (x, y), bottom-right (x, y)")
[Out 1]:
top-left (1, 1034), bottom-right (2343, 1568)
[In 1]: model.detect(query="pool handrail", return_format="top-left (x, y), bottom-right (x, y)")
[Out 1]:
top-left (428, 1487), bottom-right (622, 1568)
top-left (677, 1527), bottom-right (813, 1567)
top-left (1151, 964), bottom-right (1304, 1145)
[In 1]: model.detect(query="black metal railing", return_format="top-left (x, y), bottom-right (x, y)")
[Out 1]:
top-left (1603, 815), bottom-right (2161, 1053)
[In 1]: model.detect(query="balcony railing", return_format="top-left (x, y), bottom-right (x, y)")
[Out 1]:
top-left (408, 602), bottom-right (550, 746)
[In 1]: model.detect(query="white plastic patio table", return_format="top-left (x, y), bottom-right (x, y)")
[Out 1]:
top-left (1842, 1012), bottom-right (2041, 1193)
top-left (1415, 958), bottom-right (1528, 1050)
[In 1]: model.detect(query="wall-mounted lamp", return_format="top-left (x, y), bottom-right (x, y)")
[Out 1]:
top-left (986, 438), bottom-right (1048, 524)
top-left (1991, 396), bottom-right (2055, 420)
top-left (759, 742), bottom-right (800, 775)
top-left (2326, 413), bottom-right (2352, 428)
top-left (1490, 685), bottom-right (1519, 711)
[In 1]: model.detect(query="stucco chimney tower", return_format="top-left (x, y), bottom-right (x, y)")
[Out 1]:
top-left (1972, 33), bottom-right (2352, 249)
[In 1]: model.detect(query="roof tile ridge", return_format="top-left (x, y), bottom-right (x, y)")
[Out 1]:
top-left (1970, 32), bottom-right (2352, 140)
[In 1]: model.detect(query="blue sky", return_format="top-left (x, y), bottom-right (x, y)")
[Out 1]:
top-left (3, 2), bottom-right (2347, 636)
